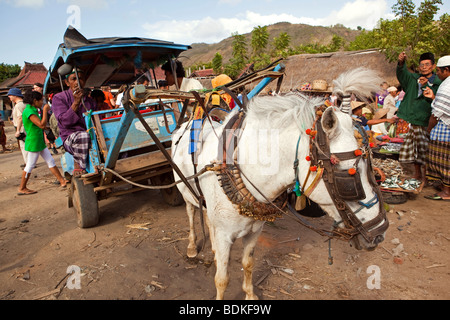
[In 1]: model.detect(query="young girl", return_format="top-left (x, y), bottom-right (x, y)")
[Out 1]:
top-left (18, 90), bottom-right (67, 195)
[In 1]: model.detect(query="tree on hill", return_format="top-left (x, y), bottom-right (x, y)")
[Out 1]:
top-left (272, 32), bottom-right (291, 58)
top-left (212, 52), bottom-right (223, 75)
top-left (251, 26), bottom-right (271, 69)
top-left (224, 33), bottom-right (249, 78)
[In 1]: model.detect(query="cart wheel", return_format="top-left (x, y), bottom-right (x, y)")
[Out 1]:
top-left (71, 177), bottom-right (99, 228)
top-left (155, 173), bottom-right (185, 206)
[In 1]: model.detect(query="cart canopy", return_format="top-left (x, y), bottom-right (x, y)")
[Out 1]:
top-left (44, 26), bottom-right (191, 93)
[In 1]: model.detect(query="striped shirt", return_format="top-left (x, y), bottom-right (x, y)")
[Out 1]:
top-left (430, 76), bottom-right (450, 142)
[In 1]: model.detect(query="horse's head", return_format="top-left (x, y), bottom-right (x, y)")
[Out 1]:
top-left (308, 106), bottom-right (388, 251)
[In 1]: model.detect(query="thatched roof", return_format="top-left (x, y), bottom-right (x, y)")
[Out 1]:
top-left (266, 49), bottom-right (399, 94)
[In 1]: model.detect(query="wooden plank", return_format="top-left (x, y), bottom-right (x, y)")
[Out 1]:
top-left (92, 114), bottom-right (109, 160)
top-left (114, 150), bottom-right (170, 174)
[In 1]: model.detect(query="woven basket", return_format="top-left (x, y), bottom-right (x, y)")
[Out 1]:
top-left (312, 79), bottom-right (328, 91)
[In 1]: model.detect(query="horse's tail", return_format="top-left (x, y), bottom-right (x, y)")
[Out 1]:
top-left (332, 67), bottom-right (383, 115)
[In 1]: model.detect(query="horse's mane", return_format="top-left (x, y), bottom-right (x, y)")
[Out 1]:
top-left (333, 67), bottom-right (383, 102)
top-left (245, 93), bottom-right (324, 131)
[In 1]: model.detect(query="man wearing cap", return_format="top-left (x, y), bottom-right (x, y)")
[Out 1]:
top-left (383, 86), bottom-right (398, 119)
top-left (371, 108), bottom-right (391, 141)
top-left (396, 52), bottom-right (442, 182)
top-left (8, 88), bottom-right (28, 165)
top-left (52, 69), bottom-right (96, 177)
top-left (423, 55), bottom-right (450, 201)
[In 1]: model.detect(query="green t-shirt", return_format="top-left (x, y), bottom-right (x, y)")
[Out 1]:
top-left (22, 105), bottom-right (47, 152)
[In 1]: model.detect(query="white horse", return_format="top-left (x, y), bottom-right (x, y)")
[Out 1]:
top-left (171, 68), bottom-right (388, 300)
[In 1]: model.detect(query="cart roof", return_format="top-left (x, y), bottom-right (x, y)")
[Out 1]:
top-left (44, 26), bottom-right (191, 93)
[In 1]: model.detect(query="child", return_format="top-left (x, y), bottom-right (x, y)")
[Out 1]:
top-left (18, 90), bottom-right (67, 195)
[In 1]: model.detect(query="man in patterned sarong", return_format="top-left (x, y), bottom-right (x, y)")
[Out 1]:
top-left (396, 52), bottom-right (442, 182)
top-left (423, 56), bottom-right (450, 201)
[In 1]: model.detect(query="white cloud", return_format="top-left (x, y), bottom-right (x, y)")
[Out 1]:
top-left (3, 0), bottom-right (45, 8)
top-left (142, 0), bottom-right (394, 44)
top-left (218, 0), bottom-right (243, 4)
top-left (327, 0), bottom-right (394, 29)
top-left (56, 0), bottom-right (109, 9)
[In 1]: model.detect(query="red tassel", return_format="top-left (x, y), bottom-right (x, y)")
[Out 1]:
top-left (330, 154), bottom-right (340, 165)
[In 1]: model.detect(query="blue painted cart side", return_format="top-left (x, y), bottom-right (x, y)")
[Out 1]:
top-left (60, 99), bottom-right (182, 177)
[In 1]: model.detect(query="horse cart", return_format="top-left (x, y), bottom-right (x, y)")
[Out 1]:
top-left (44, 27), bottom-right (284, 228)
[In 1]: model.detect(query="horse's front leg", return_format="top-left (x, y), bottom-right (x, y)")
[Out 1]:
top-left (241, 223), bottom-right (264, 300)
top-left (214, 230), bottom-right (232, 300)
top-left (186, 202), bottom-right (198, 258)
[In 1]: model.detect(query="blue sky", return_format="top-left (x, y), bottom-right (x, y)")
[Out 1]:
top-left (0, 0), bottom-right (448, 68)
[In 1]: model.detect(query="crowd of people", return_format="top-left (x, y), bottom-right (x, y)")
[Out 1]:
top-left (2, 55), bottom-right (449, 201)
top-left (345, 52), bottom-right (450, 201)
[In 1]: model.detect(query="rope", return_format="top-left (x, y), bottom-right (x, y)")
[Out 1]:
top-left (102, 165), bottom-right (214, 190)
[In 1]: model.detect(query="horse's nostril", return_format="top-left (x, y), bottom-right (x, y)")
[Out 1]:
top-left (374, 235), bottom-right (384, 245)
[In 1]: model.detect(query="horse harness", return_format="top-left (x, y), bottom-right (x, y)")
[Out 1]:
top-left (298, 116), bottom-right (389, 245)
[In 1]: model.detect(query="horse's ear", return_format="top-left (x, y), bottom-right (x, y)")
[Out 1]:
top-left (321, 107), bottom-right (339, 139)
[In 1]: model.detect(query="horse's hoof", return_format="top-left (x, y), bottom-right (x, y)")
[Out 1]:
top-left (245, 293), bottom-right (259, 300)
top-left (187, 247), bottom-right (198, 258)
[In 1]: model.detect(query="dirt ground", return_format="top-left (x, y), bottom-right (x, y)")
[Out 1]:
top-left (0, 122), bottom-right (449, 301)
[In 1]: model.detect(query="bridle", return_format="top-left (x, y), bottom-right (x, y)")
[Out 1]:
top-left (289, 112), bottom-right (389, 247)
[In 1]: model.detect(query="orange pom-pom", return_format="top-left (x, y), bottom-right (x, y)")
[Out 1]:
top-left (310, 130), bottom-right (317, 137)
top-left (348, 168), bottom-right (357, 175)
top-left (310, 166), bottom-right (318, 172)
top-left (354, 150), bottom-right (363, 157)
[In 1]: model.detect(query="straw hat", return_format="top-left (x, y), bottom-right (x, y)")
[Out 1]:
top-left (351, 101), bottom-right (366, 110)
top-left (212, 74), bottom-right (232, 88)
top-left (362, 107), bottom-right (372, 114)
top-left (373, 108), bottom-right (389, 120)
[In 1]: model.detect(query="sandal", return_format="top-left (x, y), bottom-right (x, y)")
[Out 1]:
top-left (18, 190), bottom-right (38, 196)
top-left (424, 194), bottom-right (450, 201)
